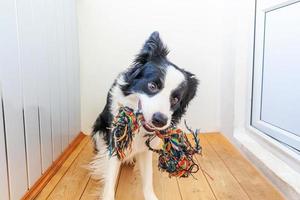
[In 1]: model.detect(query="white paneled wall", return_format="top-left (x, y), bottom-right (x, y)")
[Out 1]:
top-left (0, 0), bottom-right (80, 199)
top-left (0, 87), bottom-right (9, 200)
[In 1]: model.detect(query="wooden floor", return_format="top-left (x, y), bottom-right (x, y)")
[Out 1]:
top-left (35, 133), bottom-right (284, 200)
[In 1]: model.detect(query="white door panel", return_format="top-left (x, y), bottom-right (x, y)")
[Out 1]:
top-left (69, 0), bottom-right (82, 136)
top-left (15, 0), bottom-right (42, 186)
top-left (0, 0), bottom-right (81, 197)
top-left (57, 0), bottom-right (70, 149)
top-left (48, 0), bottom-right (62, 161)
top-left (0, 0), bottom-right (28, 198)
top-left (0, 86), bottom-right (9, 200)
top-left (261, 2), bottom-right (300, 135)
top-left (31, 0), bottom-right (53, 172)
top-left (64, 0), bottom-right (76, 142)
top-left (252, 0), bottom-right (300, 150)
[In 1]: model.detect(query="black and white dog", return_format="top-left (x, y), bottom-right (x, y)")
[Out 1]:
top-left (90, 32), bottom-right (198, 200)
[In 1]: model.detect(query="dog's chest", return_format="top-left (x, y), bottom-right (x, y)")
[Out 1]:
top-left (122, 128), bottom-right (161, 161)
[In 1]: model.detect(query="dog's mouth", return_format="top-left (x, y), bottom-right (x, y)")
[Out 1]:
top-left (142, 121), bottom-right (169, 132)
top-left (142, 122), bottom-right (157, 132)
top-left (138, 100), bottom-right (166, 132)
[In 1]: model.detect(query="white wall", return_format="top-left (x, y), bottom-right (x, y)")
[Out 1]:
top-left (77, 0), bottom-right (224, 134)
top-left (218, 0), bottom-right (255, 140)
top-left (218, 1), bottom-right (239, 140)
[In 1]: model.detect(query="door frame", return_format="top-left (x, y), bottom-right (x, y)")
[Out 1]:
top-left (251, 0), bottom-right (300, 151)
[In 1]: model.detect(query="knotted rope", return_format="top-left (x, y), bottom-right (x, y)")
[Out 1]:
top-left (109, 106), bottom-right (202, 178)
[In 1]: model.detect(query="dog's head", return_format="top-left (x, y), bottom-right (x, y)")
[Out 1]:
top-left (121, 32), bottom-right (198, 131)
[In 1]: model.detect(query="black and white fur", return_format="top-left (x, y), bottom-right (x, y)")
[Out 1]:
top-left (90, 32), bottom-right (198, 200)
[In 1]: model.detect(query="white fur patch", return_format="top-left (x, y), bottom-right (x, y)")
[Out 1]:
top-left (89, 134), bottom-right (109, 180)
top-left (110, 85), bottom-right (139, 115)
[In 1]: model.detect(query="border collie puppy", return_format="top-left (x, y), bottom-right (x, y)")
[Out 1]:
top-left (90, 32), bottom-right (198, 200)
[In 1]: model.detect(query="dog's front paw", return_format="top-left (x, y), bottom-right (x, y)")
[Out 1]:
top-left (102, 192), bottom-right (115, 200)
top-left (144, 191), bottom-right (159, 200)
top-left (102, 195), bottom-right (114, 200)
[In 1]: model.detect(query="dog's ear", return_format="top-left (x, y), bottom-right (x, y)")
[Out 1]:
top-left (134, 31), bottom-right (169, 64)
top-left (182, 73), bottom-right (199, 107)
top-left (172, 72), bottom-right (199, 123)
top-left (124, 64), bottom-right (144, 81)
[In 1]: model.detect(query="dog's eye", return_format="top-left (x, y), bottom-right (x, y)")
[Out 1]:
top-left (171, 97), bottom-right (179, 105)
top-left (148, 82), bottom-right (159, 93)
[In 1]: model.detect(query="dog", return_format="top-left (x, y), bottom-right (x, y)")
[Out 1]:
top-left (90, 32), bottom-right (198, 200)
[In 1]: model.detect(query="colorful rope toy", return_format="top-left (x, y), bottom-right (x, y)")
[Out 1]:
top-left (109, 106), bottom-right (202, 178)
top-left (108, 106), bottom-right (144, 160)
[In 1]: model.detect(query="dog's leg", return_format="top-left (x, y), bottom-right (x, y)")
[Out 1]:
top-left (137, 151), bottom-right (159, 200)
top-left (102, 156), bottom-right (121, 200)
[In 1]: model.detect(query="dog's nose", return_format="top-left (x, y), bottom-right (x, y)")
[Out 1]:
top-left (152, 112), bottom-right (168, 128)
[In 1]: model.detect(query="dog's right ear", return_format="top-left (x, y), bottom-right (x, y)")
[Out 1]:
top-left (124, 64), bottom-right (144, 81)
top-left (121, 63), bottom-right (145, 95)
top-left (134, 31), bottom-right (169, 64)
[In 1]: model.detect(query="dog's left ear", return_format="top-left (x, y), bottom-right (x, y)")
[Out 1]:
top-left (183, 72), bottom-right (199, 106)
top-left (172, 72), bottom-right (199, 123)
top-left (134, 31), bottom-right (169, 64)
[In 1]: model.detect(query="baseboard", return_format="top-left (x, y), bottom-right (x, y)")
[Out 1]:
top-left (21, 132), bottom-right (87, 200)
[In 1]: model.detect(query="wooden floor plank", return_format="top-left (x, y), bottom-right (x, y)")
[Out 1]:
top-left (176, 164), bottom-right (216, 200)
top-left (196, 135), bottom-right (250, 200)
top-left (46, 139), bottom-right (94, 200)
top-left (115, 164), bottom-right (144, 200)
top-left (175, 135), bottom-right (216, 200)
top-left (35, 133), bottom-right (283, 200)
top-left (204, 133), bottom-right (284, 200)
top-left (36, 137), bottom-right (89, 199)
top-left (116, 155), bottom-right (182, 200)
top-left (153, 154), bottom-right (182, 200)
top-left (80, 177), bottom-right (102, 200)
